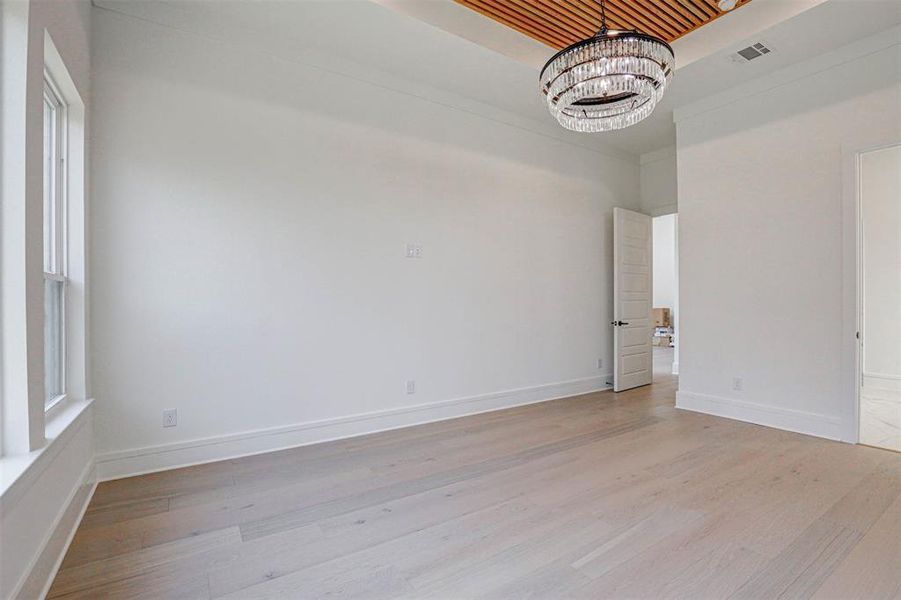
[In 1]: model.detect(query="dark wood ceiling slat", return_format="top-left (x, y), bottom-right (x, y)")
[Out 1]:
top-left (459, 0), bottom-right (571, 47)
top-left (679, 0), bottom-right (715, 21)
top-left (639, 0), bottom-right (696, 30)
top-left (511, 0), bottom-right (597, 39)
top-left (556, 0), bottom-right (636, 32)
top-left (556, 0), bottom-right (602, 28)
top-left (600, 0), bottom-right (678, 39)
top-left (499, 0), bottom-right (590, 41)
top-left (658, 0), bottom-right (703, 26)
top-left (539, 0), bottom-right (604, 35)
top-left (627, 0), bottom-right (691, 35)
top-left (631, 0), bottom-right (684, 37)
top-left (455, 0), bottom-right (753, 49)
top-left (697, 0), bottom-right (721, 12)
top-left (696, 0), bottom-right (720, 17)
top-left (485, 0), bottom-right (580, 45)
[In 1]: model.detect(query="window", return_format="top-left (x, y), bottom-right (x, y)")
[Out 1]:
top-left (43, 73), bottom-right (67, 410)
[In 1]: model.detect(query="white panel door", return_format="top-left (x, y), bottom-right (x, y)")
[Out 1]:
top-left (613, 207), bottom-right (653, 392)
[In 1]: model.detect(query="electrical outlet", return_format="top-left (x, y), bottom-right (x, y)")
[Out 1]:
top-left (597, 358), bottom-right (604, 370)
top-left (405, 380), bottom-right (416, 394)
top-left (404, 244), bottom-right (423, 259)
top-left (732, 377), bottom-right (743, 392)
top-left (163, 408), bottom-right (178, 427)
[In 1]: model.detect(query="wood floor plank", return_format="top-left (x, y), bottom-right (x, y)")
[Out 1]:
top-left (208, 421), bottom-right (677, 596)
top-left (570, 504), bottom-right (706, 579)
top-left (58, 526), bottom-right (145, 570)
top-left (49, 527), bottom-right (242, 597)
top-left (730, 464), bottom-right (901, 599)
top-left (48, 371), bottom-right (901, 599)
top-left (238, 416), bottom-right (661, 541)
top-left (78, 496), bottom-right (171, 530)
top-left (76, 395), bottom-right (649, 553)
top-left (213, 497), bottom-right (549, 599)
top-left (812, 494), bottom-right (901, 599)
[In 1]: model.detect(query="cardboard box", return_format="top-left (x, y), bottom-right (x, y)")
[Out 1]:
top-left (653, 308), bottom-right (671, 327)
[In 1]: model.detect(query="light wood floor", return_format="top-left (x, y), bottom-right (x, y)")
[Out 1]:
top-left (50, 375), bottom-right (901, 599)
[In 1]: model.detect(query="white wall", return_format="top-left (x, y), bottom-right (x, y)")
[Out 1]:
top-left (89, 8), bottom-right (641, 477)
top-left (861, 145), bottom-right (901, 384)
top-left (640, 145), bottom-right (678, 217)
top-left (0, 1), bottom-right (95, 597)
top-left (675, 27), bottom-right (901, 441)
top-left (652, 214), bottom-right (677, 311)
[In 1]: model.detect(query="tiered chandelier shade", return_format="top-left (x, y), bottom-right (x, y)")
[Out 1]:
top-left (540, 30), bottom-right (675, 133)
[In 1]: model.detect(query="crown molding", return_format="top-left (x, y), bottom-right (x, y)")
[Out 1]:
top-left (674, 24), bottom-right (901, 124)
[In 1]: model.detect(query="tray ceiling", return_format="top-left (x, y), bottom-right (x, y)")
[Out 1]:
top-left (454, 0), bottom-right (753, 48)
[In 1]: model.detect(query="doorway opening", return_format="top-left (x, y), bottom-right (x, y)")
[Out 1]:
top-left (652, 214), bottom-right (678, 383)
top-left (858, 144), bottom-right (900, 452)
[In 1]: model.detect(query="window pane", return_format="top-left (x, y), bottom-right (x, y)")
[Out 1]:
top-left (43, 96), bottom-right (56, 273)
top-left (44, 277), bottom-right (65, 406)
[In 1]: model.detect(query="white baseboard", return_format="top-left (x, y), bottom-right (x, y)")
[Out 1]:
top-left (14, 462), bottom-right (96, 600)
top-left (96, 375), bottom-right (611, 481)
top-left (863, 373), bottom-right (901, 392)
top-left (675, 391), bottom-right (848, 442)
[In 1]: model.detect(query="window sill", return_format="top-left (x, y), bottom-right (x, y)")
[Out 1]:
top-left (0, 397), bottom-right (93, 505)
top-left (45, 393), bottom-right (68, 420)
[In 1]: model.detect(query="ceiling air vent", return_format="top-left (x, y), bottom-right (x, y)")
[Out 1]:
top-left (734, 42), bottom-right (772, 62)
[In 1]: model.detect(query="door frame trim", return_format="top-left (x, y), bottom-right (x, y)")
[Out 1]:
top-left (842, 138), bottom-right (901, 445)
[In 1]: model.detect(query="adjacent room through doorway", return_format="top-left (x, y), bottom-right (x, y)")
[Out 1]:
top-left (652, 214), bottom-right (678, 382)
top-left (859, 144), bottom-right (901, 452)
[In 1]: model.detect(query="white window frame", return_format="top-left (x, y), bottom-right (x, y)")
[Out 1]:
top-left (43, 71), bottom-right (68, 412)
top-left (1, 28), bottom-right (87, 459)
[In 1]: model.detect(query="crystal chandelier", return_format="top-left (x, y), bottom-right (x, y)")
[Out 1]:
top-left (539, 0), bottom-right (675, 133)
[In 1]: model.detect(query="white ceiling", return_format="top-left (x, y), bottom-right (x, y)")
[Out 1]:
top-left (94, 0), bottom-right (901, 157)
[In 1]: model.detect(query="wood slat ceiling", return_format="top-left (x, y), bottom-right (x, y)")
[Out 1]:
top-left (454, 0), bottom-right (752, 48)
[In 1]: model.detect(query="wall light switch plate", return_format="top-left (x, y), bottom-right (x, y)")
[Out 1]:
top-left (163, 409), bottom-right (178, 427)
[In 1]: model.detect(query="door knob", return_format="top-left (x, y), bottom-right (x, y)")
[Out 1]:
top-left (611, 321), bottom-right (630, 326)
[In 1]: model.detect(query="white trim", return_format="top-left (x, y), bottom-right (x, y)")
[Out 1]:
top-left (675, 391), bottom-right (848, 442)
top-left (96, 375), bottom-right (611, 481)
top-left (36, 468), bottom-right (96, 600)
top-left (43, 61), bottom-right (71, 423)
top-left (643, 203), bottom-right (678, 218)
top-left (41, 30), bottom-right (90, 440)
top-left (671, 361), bottom-right (679, 376)
top-left (42, 70), bottom-right (67, 278)
top-left (0, 398), bottom-right (92, 507)
top-left (8, 460), bottom-right (95, 600)
top-left (863, 374), bottom-right (901, 392)
top-left (44, 393), bottom-right (68, 414)
top-left (639, 145), bottom-right (676, 166)
top-left (863, 372), bottom-right (901, 382)
top-left (842, 140), bottom-right (901, 446)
